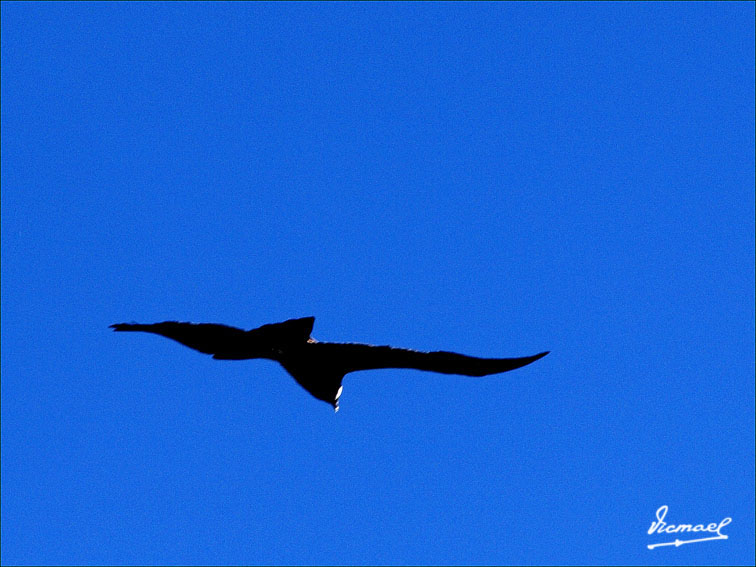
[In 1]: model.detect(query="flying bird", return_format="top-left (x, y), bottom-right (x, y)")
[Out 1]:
top-left (110, 317), bottom-right (548, 411)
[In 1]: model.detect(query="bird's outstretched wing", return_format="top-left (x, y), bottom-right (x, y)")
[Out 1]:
top-left (110, 322), bottom-right (251, 357)
top-left (315, 343), bottom-right (550, 377)
top-left (110, 317), bottom-right (316, 360)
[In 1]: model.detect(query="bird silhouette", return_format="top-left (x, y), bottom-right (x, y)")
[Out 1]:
top-left (110, 316), bottom-right (549, 411)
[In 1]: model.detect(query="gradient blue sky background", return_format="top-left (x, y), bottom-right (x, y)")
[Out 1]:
top-left (2, 3), bottom-right (754, 565)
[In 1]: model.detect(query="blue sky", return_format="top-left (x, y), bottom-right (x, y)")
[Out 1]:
top-left (1, 2), bottom-right (754, 565)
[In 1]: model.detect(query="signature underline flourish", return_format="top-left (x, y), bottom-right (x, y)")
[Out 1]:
top-left (648, 534), bottom-right (728, 550)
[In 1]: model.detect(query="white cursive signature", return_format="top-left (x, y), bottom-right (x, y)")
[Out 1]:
top-left (647, 505), bottom-right (732, 549)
